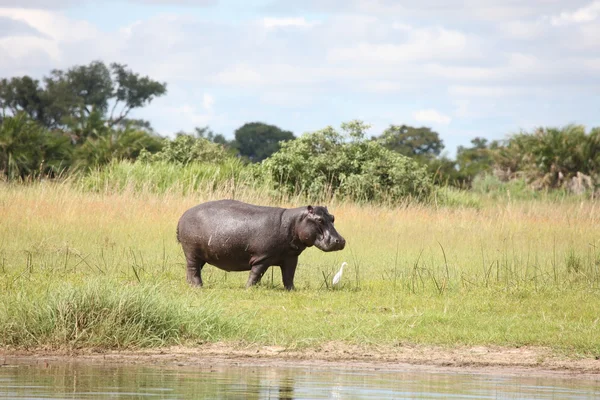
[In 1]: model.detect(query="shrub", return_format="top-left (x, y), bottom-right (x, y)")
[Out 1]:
top-left (138, 133), bottom-right (233, 165)
top-left (260, 120), bottom-right (433, 203)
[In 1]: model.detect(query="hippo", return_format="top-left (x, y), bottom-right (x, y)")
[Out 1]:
top-left (176, 199), bottom-right (346, 290)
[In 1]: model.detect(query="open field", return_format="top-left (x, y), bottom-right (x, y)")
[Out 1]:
top-left (1, 182), bottom-right (599, 369)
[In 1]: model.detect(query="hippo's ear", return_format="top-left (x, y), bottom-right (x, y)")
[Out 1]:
top-left (307, 205), bottom-right (314, 214)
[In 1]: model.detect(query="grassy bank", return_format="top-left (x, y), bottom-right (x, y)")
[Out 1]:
top-left (1, 182), bottom-right (599, 356)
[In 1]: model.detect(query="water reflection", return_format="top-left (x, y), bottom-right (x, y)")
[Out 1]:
top-left (1, 358), bottom-right (599, 399)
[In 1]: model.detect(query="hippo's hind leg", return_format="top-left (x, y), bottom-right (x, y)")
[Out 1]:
top-left (187, 258), bottom-right (205, 287)
top-left (182, 244), bottom-right (206, 287)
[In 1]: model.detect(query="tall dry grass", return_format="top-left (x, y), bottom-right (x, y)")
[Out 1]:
top-left (1, 181), bottom-right (599, 353)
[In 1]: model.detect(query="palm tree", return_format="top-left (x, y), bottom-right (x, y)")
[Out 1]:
top-left (0, 113), bottom-right (73, 180)
top-left (74, 125), bottom-right (162, 170)
top-left (0, 113), bottom-right (44, 180)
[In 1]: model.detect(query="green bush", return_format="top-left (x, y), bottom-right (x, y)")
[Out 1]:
top-left (260, 120), bottom-right (433, 203)
top-left (138, 133), bottom-right (233, 165)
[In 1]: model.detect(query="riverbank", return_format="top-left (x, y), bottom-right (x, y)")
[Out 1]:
top-left (3, 342), bottom-right (600, 379)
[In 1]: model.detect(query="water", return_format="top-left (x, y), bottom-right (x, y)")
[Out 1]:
top-left (1, 359), bottom-right (599, 399)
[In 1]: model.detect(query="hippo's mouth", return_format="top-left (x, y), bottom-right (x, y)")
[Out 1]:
top-left (314, 237), bottom-right (346, 252)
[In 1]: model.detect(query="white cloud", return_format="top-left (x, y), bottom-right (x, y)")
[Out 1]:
top-left (424, 64), bottom-right (497, 81)
top-left (0, 0), bottom-right (76, 8)
top-left (131, 0), bottom-right (216, 5)
top-left (0, 8), bottom-right (97, 42)
top-left (425, 52), bottom-right (544, 84)
top-left (0, 0), bottom-right (216, 8)
top-left (259, 91), bottom-right (314, 108)
top-left (168, 104), bottom-right (212, 126)
top-left (262, 17), bottom-right (316, 29)
top-left (161, 94), bottom-right (215, 129)
top-left (0, 35), bottom-right (59, 60)
top-left (550, 1), bottom-right (600, 26)
top-left (120, 20), bottom-right (142, 37)
top-left (214, 64), bottom-right (263, 86)
top-left (453, 100), bottom-right (471, 118)
top-left (583, 58), bottom-right (600, 69)
top-left (413, 109), bottom-right (452, 125)
top-left (0, 16), bottom-right (43, 37)
top-left (202, 93), bottom-right (214, 111)
top-left (499, 20), bottom-right (547, 39)
top-left (507, 52), bottom-right (538, 69)
top-left (267, 0), bottom-right (584, 22)
top-left (361, 80), bottom-right (409, 93)
top-left (449, 85), bottom-right (525, 97)
top-left (329, 27), bottom-right (471, 64)
top-left (573, 23), bottom-right (600, 49)
top-left (391, 22), bottom-right (412, 31)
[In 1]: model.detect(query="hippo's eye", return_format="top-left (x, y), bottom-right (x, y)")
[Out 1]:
top-left (315, 217), bottom-right (323, 223)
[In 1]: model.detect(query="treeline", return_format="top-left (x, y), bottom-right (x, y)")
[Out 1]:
top-left (0, 61), bottom-right (294, 175)
top-left (1, 61), bottom-right (599, 202)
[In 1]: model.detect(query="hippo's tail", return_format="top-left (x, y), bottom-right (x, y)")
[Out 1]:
top-left (176, 223), bottom-right (181, 243)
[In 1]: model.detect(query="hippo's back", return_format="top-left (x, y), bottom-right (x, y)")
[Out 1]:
top-left (177, 199), bottom-right (284, 243)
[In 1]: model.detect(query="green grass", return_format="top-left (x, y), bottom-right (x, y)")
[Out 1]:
top-left (1, 182), bottom-right (599, 355)
top-left (0, 280), bottom-right (236, 348)
top-left (77, 159), bottom-right (261, 197)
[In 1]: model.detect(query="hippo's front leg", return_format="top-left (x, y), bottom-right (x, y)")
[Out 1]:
top-left (246, 263), bottom-right (269, 288)
top-left (281, 257), bottom-right (298, 291)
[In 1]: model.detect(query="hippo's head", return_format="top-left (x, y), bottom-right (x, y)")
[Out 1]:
top-left (297, 205), bottom-right (346, 252)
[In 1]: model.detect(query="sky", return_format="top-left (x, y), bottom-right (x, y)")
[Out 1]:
top-left (0, 0), bottom-right (599, 157)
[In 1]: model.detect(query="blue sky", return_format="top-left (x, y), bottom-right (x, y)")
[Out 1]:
top-left (1, 0), bottom-right (599, 157)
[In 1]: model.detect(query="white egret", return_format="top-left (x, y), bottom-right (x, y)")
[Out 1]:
top-left (332, 262), bottom-right (347, 286)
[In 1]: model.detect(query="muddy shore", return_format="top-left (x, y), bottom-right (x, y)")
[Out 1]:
top-left (3, 342), bottom-right (600, 380)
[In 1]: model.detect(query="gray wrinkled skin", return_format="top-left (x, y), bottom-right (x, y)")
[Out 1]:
top-left (177, 199), bottom-right (346, 290)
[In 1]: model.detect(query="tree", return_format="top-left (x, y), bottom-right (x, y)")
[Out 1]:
top-left (233, 122), bottom-right (294, 162)
top-left (191, 126), bottom-right (231, 146)
top-left (376, 125), bottom-right (444, 159)
top-left (172, 126), bottom-right (235, 155)
top-left (0, 61), bottom-right (168, 176)
top-left (494, 125), bottom-right (600, 189)
top-left (0, 76), bottom-right (46, 122)
top-left (74, 125), bottom-right (163, 170)
top-left (427, 156), bottom-right (459, 186)
top-left (455, 137), bottom-right (496, 185)
top-left (0, 61), bottom-right (167, 139)
top-left (0, 113), bottom-right (72, 180)
top-left (109, 63), bottom-right (167, 127)
top-left (114, 118), bottom-right (155, 133)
